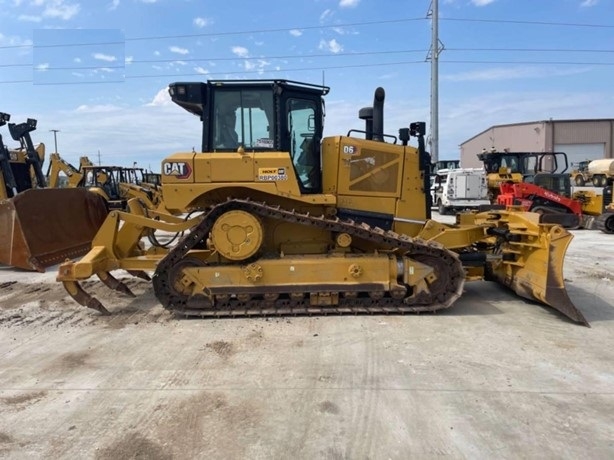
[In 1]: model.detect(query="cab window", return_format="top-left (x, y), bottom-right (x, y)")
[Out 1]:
top-left (287, 98), bottom-right (319, 191)
top-left (213, 89), bottom-right (274, 150)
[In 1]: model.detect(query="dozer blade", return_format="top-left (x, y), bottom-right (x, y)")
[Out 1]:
top-left (487, 223), bottom-right (588, 326)
top-left (0, 188), bottom-right (108, 272)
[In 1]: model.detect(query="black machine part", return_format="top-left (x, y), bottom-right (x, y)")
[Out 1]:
top-left (8, 118), bottom-right (47, 188)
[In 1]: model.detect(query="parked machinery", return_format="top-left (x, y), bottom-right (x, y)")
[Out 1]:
top-left (56, 80), bottom-right (587, 325)
top-left (46, 153), bottom-right (94, 188)
top-left (497, 172), bottom-right (614, 232)
top-left (586, 159), bottom-right (614, 187)
top-left (570, 160), bottom-right (591, 186)
top-left (478, 149), bottom-right (569, 201)
top-left (0, 112), bottom-right (108, 272)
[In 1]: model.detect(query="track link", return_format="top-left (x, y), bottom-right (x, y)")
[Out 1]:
top-left (152, 199), bottom-right (465, 317)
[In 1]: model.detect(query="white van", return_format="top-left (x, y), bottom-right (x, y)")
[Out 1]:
top-left (432, 168), bottom-right (490, 215)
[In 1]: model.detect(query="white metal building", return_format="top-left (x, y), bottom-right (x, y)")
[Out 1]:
top-left (460, 119), bottom-right (614, 169)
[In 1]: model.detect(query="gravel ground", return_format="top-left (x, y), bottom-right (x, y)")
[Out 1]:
top-left (0, 214), bottom-right (612, 459)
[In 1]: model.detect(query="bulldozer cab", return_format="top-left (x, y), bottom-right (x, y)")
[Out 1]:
top-left (82, 165), bottom-right (123, 201)
top-left (169, 79), bottom-right (327, 193)
top-left (478, 151), bottom-right (536, 177)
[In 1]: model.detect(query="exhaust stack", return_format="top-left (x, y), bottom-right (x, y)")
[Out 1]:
top-left (358, 87), bottom-right (386, 141)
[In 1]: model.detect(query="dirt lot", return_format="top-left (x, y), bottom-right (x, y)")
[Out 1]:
top-left (0, 219), bottom-right (613, 459)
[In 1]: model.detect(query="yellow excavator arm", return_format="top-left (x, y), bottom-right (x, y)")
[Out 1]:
top-left (46, 153), bottom-right (86, 188)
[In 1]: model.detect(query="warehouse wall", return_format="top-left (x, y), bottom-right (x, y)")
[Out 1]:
top-left (550, 120), bottom-right (612, 156)
top-left (460, 122), bottom-right (545, 168)
top-left (461, 119), bottom-right (614, 168)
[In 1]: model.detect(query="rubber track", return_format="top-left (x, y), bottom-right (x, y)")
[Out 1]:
top-left (152, 198), bottom-right (465, 317)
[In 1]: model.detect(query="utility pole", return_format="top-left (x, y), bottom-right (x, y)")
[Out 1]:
top-left (426, 0), bottom-right (444, 164)
top-left (49, 129), bottom-right (60, 153)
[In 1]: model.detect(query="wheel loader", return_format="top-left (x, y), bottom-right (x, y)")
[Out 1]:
top-left (0, 112), bottom-right (108, 272)
top-left (56, 80), bottom-right (587, 325)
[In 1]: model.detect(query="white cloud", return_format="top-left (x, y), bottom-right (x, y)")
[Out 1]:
top-left (13, 0), bottom-right (25, 6)
top-left (92, 53), bottom-right (117, 62)
top-left (40, 0), bottom-right (81, 20)
top-left (99, 67), bottom-right (114, 73)
top-left (318, 38), bottom-right (343, 54)
top-left (470, 0), bottom-right (496, 5)
top-left (18, 14), bottom-right (42, 22)
top-left (442, 66), bottom-right (592, 82)
top-left (125, 56), bottom-right (133, 64)
top-left (232, 46), bottom-right (249, 57)
top-left (109, 0), bottom-right (119, 10)
top-left (194, 66), bottom-right (209, 74)
top-left (289, 29), bottom-right (303, 37)
top-left (154, 50), bottom-right (160, 56)
top-left (319, 9), bottom-right (333, 23)
top-left (172, 60), bottom-right (187, 66)
top-left (243, 59), bottom-right (270, 74)
top-left (339, 0), bottom-right (359, 7)
top-left (0, 33), bottom-right (32, 48)
top-left (193, 17), bottom-right (211, 28)
top-left (139, 0), bottom-right (158, 3)
top-left (71, 72), bottom-right (84, 77)
top-left (75, 104), bottom-right (122, 113)
top-left (73, 57), bottom-right (81, 63)
top-left (580, 0), bottom-right (598, 6)
top-left (35, 63), bottom-right (49, 71)
top-left (169, 46), bottom-right (189, 55)
top-left (147, 87), bottom-right (172, 107)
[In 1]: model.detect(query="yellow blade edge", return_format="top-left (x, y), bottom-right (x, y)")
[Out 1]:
top-left (488, 223), bottom-right (589, 326)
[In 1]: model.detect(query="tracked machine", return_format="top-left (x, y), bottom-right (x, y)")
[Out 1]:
top-left (478, 149), bottom-right (569, 202)
top-left (57, 80), bottom-right (587, 325)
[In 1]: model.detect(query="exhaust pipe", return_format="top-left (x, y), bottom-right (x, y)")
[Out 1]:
top-left (358, 87), bottom-right (385, 142)
top-left (372, 87), bottom-right (385, 142)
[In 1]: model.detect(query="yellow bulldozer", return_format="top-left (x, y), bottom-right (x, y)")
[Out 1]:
top-left (0, 112), bottom-right (108, 272)
top-left (56, 80), bottom-right (587, 325)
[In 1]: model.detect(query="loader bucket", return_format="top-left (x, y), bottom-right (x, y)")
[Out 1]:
top-left (487, 223), bottom-right (588, 326)
top-left (0, 188), bottom-right (108, 272)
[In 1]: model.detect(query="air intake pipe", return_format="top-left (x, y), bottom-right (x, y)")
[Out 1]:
top-left (358, 107), bottom-right (373, 140)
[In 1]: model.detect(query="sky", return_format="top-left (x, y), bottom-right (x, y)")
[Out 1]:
top-left (0, 0), bottom-right (612, 169)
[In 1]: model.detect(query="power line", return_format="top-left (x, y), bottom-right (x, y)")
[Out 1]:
top-left (440, 17), bottom-right (614, 28)
top-left (1, 16), bottom-right (613, 51)
top-left (3, 58), bottom-right (614, 85)
top-left (0, 18), bottom-right (426, 50)
top-left (3, 47), bottom-right (613, 70)
top-left (447, 47), bottom-right (614, 53)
